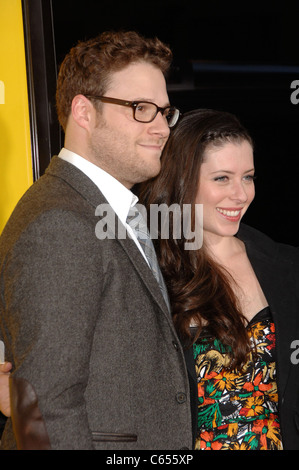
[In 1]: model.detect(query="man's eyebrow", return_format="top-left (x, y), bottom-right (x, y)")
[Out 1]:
top-left (134, 97), bottom-right (171, 107)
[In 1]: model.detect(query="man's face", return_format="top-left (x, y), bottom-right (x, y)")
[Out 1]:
top-left (87, 62), bottom-right (171, 188)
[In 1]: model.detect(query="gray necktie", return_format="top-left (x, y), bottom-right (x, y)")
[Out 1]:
top-left (126, 204), bottom-right (170, 311)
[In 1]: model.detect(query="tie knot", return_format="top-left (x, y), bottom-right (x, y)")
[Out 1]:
top-left (126, 206), bottom-right (141, 224)
top-left (126, 205), bottom-right (149, 239)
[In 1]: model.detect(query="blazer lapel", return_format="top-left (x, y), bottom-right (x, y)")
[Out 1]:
top-left (45, 156), bottom-right (171, 320)
top-left (116, 233), bottom-right (172, 317)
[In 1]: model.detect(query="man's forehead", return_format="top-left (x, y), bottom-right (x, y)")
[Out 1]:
top-left (106, 62), bottom-right (169, 102)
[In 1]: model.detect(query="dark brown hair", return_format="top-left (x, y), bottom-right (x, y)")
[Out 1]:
top-left (139, 108), bottom-right (254, 371)
top-left (56, 30), bottom-right (173, 131)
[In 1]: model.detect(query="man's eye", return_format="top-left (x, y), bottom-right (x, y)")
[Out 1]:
top-left (136, 104), bottom-right (150, 113)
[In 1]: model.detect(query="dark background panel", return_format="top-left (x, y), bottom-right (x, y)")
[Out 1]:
top-left (49, 1), bottom-right (299, 246)
top-left (22, 0), bottom-right (61, 179)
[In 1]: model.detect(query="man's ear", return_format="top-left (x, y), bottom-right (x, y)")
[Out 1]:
top-left (71, 94), bottom-right (93, 130)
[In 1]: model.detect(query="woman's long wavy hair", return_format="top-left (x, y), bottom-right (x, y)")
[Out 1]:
top-left (139, 109), bottom-right (254, 371)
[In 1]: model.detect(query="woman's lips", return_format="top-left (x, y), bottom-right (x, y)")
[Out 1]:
top-left (216, 207), bottom-right (242, 221)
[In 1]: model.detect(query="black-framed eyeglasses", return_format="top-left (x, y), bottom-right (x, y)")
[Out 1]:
top-left (85, 95), bottom-right (180, 128)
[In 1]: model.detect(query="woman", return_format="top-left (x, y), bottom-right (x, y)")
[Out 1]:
top-left (139, 109), bottom-right (299, 450)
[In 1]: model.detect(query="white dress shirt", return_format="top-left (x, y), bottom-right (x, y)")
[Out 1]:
top-left (58, 148), bottom-right (148, 264)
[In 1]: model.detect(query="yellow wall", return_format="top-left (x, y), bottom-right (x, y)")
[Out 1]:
top-left (0, 0), bottom-right (33, 234)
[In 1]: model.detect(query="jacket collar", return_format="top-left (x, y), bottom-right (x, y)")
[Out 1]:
top-left (45, 156), bottom-right (171, 320)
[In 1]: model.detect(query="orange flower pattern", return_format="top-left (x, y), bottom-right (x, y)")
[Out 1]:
top-left (193, 307), bottom-right (283, 450)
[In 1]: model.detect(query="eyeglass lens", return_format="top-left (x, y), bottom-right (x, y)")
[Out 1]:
top-left (135, 103), bottom-right (178, 127)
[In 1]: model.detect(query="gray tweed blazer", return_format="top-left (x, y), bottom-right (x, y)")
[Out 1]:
top-left (0, 156), bottom-right (192, 450)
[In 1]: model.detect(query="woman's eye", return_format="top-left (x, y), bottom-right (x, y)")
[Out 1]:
top-left (214, 176), bottom-right (228, 182)
top-left (213, 174), bottom-right (256, 183)
top-left (243, 174), bottom-right (256, 182)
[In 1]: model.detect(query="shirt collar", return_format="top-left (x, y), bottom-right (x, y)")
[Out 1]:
top-left (58, 148), bottom-right (138, 225)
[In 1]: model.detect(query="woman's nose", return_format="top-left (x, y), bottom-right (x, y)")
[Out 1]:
top-left (230, 181), bottom-right (248, 202)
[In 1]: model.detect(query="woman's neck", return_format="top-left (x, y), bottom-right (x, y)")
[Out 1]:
top-left (203, 232), bottom-right (245, 264)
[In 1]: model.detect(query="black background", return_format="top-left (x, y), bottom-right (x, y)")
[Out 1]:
top-left (51, 0), bottom-right (299, 246)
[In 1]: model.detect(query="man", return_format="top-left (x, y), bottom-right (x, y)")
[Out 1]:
top-left (0, 31), bottom-right (193, 450)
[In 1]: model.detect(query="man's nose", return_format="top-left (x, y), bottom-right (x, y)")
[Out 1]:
top-left (149, 111), bottom-right (170, 138)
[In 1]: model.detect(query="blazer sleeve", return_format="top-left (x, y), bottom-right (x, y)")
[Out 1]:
top-left (1, 209), bottom-right (103, 449)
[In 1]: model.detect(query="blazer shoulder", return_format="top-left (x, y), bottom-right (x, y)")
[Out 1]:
top-left (238, 223), bottom-right (299, 263)
top-left (0, 162), bottom-right (105, 256)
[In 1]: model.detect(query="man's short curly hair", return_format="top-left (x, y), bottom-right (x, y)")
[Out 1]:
top-left (56, 30), bottom-right (173, 131)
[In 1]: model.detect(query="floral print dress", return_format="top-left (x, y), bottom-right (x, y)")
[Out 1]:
top-left (192, 307), bottom-right (283, 450)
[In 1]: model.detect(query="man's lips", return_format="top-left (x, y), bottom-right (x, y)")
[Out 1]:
top-left (139, 142), bottom-right (163, 149)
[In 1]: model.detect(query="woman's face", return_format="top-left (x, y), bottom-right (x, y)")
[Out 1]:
top-left (195, 140), bottom-right (255, 243)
